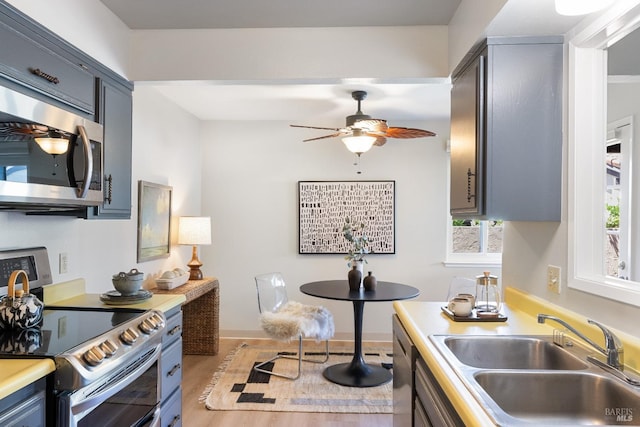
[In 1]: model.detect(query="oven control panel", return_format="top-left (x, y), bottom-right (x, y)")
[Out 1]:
top-left (0, 247), bottom-right (52, 296)
top-left (78, 310), bottom-right (166, 369)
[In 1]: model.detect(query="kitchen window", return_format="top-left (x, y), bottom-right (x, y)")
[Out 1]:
top-left (445, 219), bottom-right (502, 267)
top-left (568, 1), bottom-right (640, 307)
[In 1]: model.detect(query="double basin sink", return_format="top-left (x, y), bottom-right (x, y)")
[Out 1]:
top-left (429, 335), bottom-right (640, 425)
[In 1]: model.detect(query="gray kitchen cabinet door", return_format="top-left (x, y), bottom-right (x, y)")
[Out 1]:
top-left (0, 12), bottom-right (95, 115)
top-left (450, 36), bottom-right (563, 221)
top-left (450, 52), bottom-right (485, 216)
top-left (88, 79), bottom-right (133, 219)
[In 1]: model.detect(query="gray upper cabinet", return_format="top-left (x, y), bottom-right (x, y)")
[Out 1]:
top-left (0, 10), bottom-right (95, 116)
top-left (88, 79), bottom-right (133, 219)
top-left (450, 36), bottom-right (563, 221)
top-left (0, 1), bottom-right (133, 219)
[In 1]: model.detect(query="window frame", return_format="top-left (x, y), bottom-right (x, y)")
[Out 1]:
top-left (568, 0), bottom-right (640, 307)
top-left (445, 218), bottom-right (502, 267)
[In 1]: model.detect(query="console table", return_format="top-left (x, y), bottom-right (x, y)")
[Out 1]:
top-left (152, 277), bottom-right (219, 355)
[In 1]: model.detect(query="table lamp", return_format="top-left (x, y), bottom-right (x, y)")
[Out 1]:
top-left (178, 216), bottom-right (212, 280)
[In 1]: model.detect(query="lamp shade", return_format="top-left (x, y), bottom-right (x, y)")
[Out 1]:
top-left (342, 135), bottom-right (376, 154)
top-left (178, 216), bottom-right (212, 245)
top-left (34, 137), bottom-right (69, 155)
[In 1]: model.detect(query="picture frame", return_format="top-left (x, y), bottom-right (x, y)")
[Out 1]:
top-left (298, 180), bottom-right (396, 255)
top-left (137, 180), bottom-right (172, 263)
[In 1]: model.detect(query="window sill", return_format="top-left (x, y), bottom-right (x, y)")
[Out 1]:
top-left (443, 255), bottom-right (502, 268)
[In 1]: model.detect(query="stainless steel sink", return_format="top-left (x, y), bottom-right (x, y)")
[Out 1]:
top-left (474, 371), bottom-right (640, 425)
top-left (429, 335), bottom-right (640, 425)
top-left (431, 335), bottom-right (589, 370)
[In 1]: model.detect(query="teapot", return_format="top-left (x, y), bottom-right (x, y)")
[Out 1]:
top-left (0, 270), bottom-right (44, 330)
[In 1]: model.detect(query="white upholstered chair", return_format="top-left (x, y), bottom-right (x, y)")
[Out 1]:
top-left (254, 272), bottom-right (334, 380)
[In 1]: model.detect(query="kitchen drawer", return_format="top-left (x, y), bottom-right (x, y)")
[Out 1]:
top-left (414, 397), bottom-right (433, 427)
top-left (161, 387), bottom-right (182, 427)
top-left (0, 19), bottom-right (95, 114)
top-left (0, 389), bottom-right (45, 427)
top-left (163, 308), bottom-right (183, 348)
top-left (392, 314), bottom-right (414, 369)
top-left (415, 356), bottom-right (464, 427)
top-left (161, 339), bottom-right (183, 403)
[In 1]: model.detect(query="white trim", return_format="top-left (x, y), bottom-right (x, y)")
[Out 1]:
top-left (446, 220), bottom-right (503, 267)
top-left (567, 0), bottom-right (640, 307)
top-left (443, 259), bottom-right (502, 268)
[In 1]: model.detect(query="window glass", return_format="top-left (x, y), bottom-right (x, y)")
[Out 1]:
top-left (450, 219), bottom-right (503, 256)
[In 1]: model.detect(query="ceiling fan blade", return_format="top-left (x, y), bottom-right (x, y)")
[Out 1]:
top-left (290, 124), bottom-right (342, 131)
top-left (353, 119), bottom-right (388, 133)
top-left (384, 127), bottom-right (436, 139)
top-left (373, 136), bottom-right (387, 146)
top-left (302, 132), bottom-right (347, 142)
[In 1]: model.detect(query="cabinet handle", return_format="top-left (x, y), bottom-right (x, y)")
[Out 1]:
top-left (104, 174), bottom-right (113, 204)
top-left (396, 335), bottom-right (407, 356)
top-left (168, 414), bottom-right (181, 427)
top-left (30, 68), bottom-right (60, 84)
top-left (168, 325), bottom-right (182, 336)
top-left (467, 168), bottom-right (476, 203)
top-left (167, 363), bottom-right (181, 377)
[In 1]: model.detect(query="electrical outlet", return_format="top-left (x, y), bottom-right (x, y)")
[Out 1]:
top-left (59, 252), bottom-right (68, 274)
top-left (58, 316), bottom-right (67, 338)
top-left (547, 265), bottom-right (561, 294)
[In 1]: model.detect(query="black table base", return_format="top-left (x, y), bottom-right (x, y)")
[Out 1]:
top-left (324, 299), bottom-right (392, 387)
top-left (323, 362), bottom-right (392, 387)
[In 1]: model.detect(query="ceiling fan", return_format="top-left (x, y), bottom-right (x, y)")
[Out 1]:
top-left (290, 90), bottom-right (436, 155)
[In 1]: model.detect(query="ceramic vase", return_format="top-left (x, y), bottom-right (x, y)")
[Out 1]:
top-left (363, 271), bottom-right (377, 292)
top-left (348, 261), bottom-right (363, 291)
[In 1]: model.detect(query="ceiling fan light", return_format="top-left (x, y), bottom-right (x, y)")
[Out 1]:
top-left (34, 136), bottom-right (69, 155)
top-left (342, 135), bottom-right (376, 154)
top-left (554, 0), bottom-right (613, 16)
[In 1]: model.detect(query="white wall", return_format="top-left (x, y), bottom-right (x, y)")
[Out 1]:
top-left (198, 118), bottom-right (497, 338)
top-left (448, 0), bottom-right (508, 74)
top-left (129, 26), bottom-right (449, 82)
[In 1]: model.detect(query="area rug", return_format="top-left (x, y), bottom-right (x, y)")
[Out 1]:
top-left (201, 341), bottom-right (393, 413)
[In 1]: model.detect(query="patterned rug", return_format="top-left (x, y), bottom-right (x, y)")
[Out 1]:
top-left (201, 341), bottom-right (393, 413)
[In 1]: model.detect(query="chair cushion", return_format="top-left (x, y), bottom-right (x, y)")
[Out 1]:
top-left (260, 301), bottom-right (334, 342)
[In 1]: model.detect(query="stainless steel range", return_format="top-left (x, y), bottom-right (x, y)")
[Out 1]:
top-left (0, 247), bottom-right (165, 427)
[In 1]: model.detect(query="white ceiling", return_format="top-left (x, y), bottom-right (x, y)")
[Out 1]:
top-left (100, 0), bottom-right (584, 123)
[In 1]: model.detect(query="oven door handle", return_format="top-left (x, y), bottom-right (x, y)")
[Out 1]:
top-left (69, 343), bottom-right (162, 418)
top-left (75, 125), bottom-right (93, 198)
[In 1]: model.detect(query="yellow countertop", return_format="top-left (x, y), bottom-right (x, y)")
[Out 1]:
top-left (43, 278), bottom-right (186, 312)
top-left (393, 287), bottom-right (640, 427)
top-left (0, 359), bottom-right (55, 400)
top-left (49, 293), bottom-right (186, 313)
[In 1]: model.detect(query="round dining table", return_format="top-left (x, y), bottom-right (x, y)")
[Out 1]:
top-left (300, 280), bottom-right (420, 387)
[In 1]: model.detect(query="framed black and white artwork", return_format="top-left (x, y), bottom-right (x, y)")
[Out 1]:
top-left (298, 180), bottom-right (395, 255)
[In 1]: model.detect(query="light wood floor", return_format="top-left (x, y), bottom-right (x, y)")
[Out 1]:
top-left (182, 338), bottom-right (393, 427)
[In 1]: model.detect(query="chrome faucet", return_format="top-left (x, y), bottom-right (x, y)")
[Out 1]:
top-left (537, 314), bottom-right (624, 370)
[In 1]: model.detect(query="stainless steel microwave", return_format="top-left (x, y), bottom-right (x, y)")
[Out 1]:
top-left (0, 85), bottom-right (103, 211)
